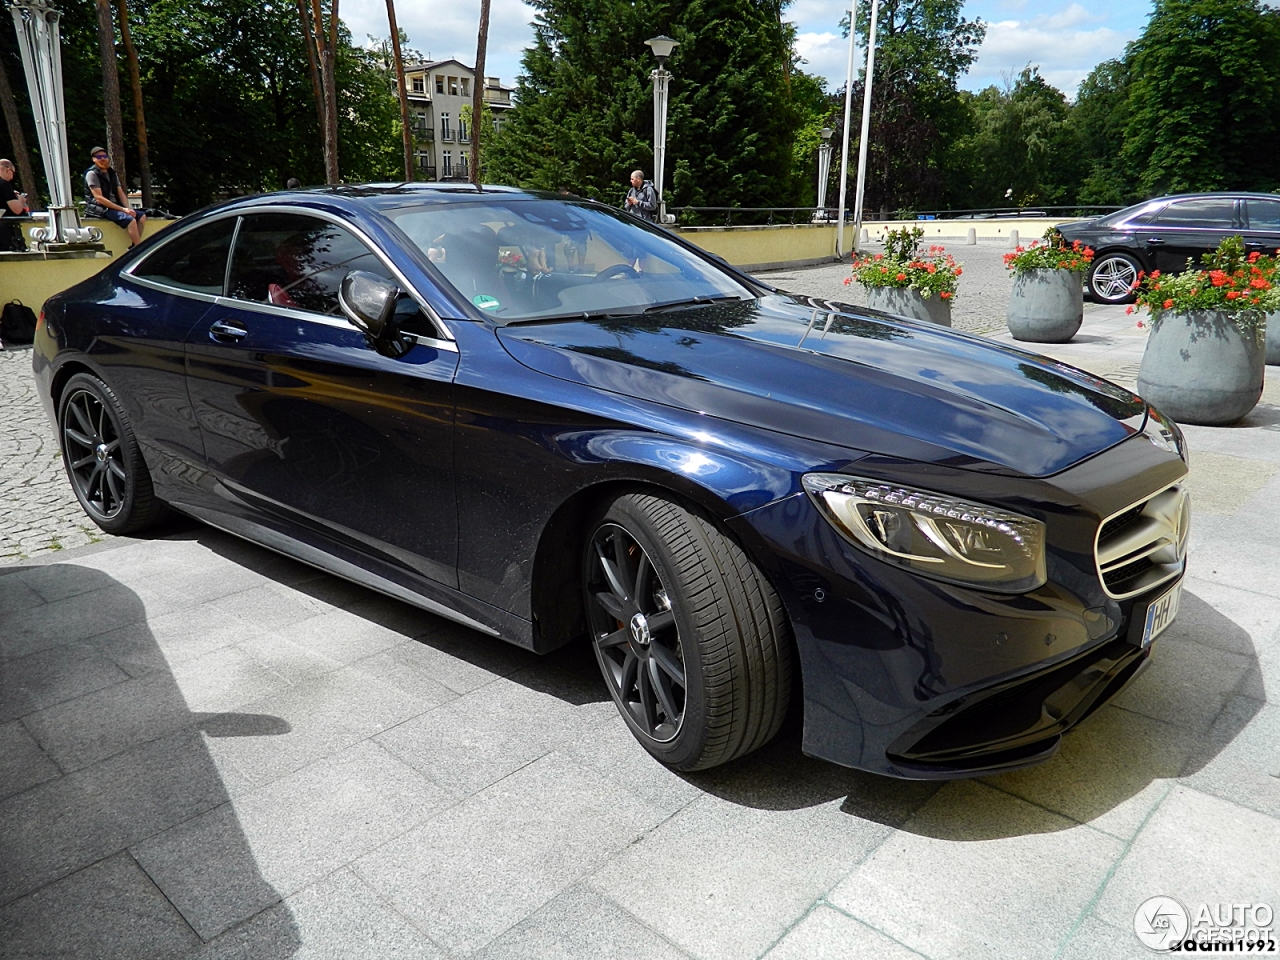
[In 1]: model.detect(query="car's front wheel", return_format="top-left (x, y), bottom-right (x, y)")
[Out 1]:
top-left (58, 372), bottom-right (168, 534)
top-left (1088, 251), bottom-right (1143, 304)
top-left (583, 492), bottom-right (792, 771)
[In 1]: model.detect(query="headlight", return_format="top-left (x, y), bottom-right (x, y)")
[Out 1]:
top-left (802, 473), bottom-right (1047, 593)
top-left (1142, 406), bottom-right (1189, 465)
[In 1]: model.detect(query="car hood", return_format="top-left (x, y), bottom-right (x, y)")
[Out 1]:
top-left (496, 295), bottom-right (1146, 477)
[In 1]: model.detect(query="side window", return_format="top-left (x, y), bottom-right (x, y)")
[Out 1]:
top-left (1247, 198), bottom-right (1280, 230)
top-left (1152, 198), bottom-right (1237, 228)
top-left (227, 213), bottom-right (386, 315)
top-left (132, 216), bottom-right (237, 294)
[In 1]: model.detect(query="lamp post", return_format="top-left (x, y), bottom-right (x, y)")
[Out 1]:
top-left (7, 0), bottom-right (99, 246)
top-left (644, 34), bottom-right (677, 225)
top-left (816, 127), bottom-right (833, 219)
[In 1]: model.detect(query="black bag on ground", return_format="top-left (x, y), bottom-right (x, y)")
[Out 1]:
top-left (1, 300), bottom-right (38, 345)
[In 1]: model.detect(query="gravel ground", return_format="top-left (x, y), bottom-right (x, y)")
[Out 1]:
top-left (757, 238), bottom-right (1019, 335)
top-left (0, 346), bottom-right (112, 564)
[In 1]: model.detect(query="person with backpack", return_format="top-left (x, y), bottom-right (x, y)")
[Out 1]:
top-left (84, 146), bottom-right (145, 247)
top-left (624, 170), bottom-right (658, 223)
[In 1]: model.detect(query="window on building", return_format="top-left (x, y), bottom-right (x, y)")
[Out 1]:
top-left (440, 112), bottom-right (452, 141)
top-left (443, 151), bottom-right (452, 177)
top-left (458, 118), bottom-right (468, 143)
top-left (448, 76), bottom-right (459, 96)
top-left (435, 75), bottom-right (445, 94)
top-left (411, 76), bottom-right (424, 94)
top-left (460, 78), bottom-right (470, 98)
top-left (459, 154), bottom-right (468, 178)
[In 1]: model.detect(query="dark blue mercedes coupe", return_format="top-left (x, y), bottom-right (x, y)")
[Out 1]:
top-left (32, 184), bottom-right (1190, 778)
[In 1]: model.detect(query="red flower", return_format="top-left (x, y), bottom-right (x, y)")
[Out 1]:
top-left (843, 277), bottom-right (851, 285)
top-left (940, 291), bottom-right (953, 300)
top-left (896, 273), bottom-right (907, 281)
top-left (1163, 299), bottom-right (1173, 309)
top-left (1227, 291), bottom-right (1240, 300)
top-left (955, 267), bottom-right (963, 276)
top-left (1251, 278), bottom-right (1271, 290)
top-left (1125, 305), bottom-right (1135, 315)
top-left (1249, 252), bottom-right (1261, 263)
top-left (1150, 270), bottom-right (1161, 279)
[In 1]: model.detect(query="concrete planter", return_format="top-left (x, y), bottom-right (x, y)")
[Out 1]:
top-left (865, 286), bottom-right (952, 326)
top-left (1137, 310), bottom-right (1265, 425)
top-left (1266, 312), bottom-right (1279, 366)
top-left (1006, 268), bottom-right (1083, 343)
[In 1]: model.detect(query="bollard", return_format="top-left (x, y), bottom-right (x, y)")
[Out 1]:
top-left (966, 227), bottom-right (976, 245)
top-left (860, 228), bottom-right (869, 245)
top-left (1009, 229), bottom-right (1019, 248)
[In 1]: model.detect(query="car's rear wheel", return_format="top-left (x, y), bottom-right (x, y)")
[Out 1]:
top-left (583, 492), bottom-right (792, 771)
top-left (1088, 251), bottom-right (1143, 304)
top-left (58, 372), bottom-right (168, 534)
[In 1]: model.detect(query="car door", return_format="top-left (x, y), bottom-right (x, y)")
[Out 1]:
top-left (1243, 196), bottom-right (1280, 259)
top-left (183, 209), bottom-right (461, 587)
top-left (107, 215), bottom-right (238, 489)
top-left (1142, 197), bottom-right (1241, 273)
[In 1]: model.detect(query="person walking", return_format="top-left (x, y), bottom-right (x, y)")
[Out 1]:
top-left (0, 159), bottom-right (30, 252)
top-left (625, 170), bottom-right (658, 223)
top-left (84, 147), bottom-right (145, 247)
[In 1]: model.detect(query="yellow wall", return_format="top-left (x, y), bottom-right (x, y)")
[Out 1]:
top-left (1, 218), bottom-right (177, 315)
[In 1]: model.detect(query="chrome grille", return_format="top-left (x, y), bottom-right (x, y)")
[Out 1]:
top-left (1095, 484), bottom-right (1190, 599)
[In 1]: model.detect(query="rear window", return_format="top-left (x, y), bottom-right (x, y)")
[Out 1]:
top-left (132, 217), bottom-right (236, 294)
top-left (1151, 198), bottom-right (1237, 228)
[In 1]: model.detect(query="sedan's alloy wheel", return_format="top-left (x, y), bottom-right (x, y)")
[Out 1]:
top-left (1089, 253), bottom-right (1141, 304)
top-left (584, 493), bottom-right (793, 771)
top-left (58, 373), bottom-right (168, 534)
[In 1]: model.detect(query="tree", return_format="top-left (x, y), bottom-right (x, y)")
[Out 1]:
top-left (0, 45), bottom-right (40, 209)
top-left (1122, 0), bottom-right (1280, 194)
top-left (115, 0), bottom-right (152, 207)
top-left (471, 0), bottom-right (491, 184)
top-left (385, 2), bottom-right (413, 180)
top-left (837, 0), bottom-right (985, 213)
top-left (93, 0), bottom-right (127, 186)
top-left (1071, 59), bottom-right (1134, 205)
top-left (487, 0), bottom-right (806, 212)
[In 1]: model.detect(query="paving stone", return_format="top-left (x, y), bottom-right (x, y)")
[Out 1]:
top-left (0, 641), bottom-right (129, 722)
top-left (272, 606), bottom-right (417, 665)
top-left (355, 751), bottom-right (667, 955)
top-left (1056, 915), bottom-right (1150, 960)
top-left (588, 788), bottom-right (890, 960)
top-left (826, 780), bottom-right (1126, 960)
top-left (476, 884), bottom-right (692, 960)
top-left (761, 905), bottom-right (928, 960)
top-left (1177, 698), bottom-right (1280, 821)
top-left (981, 704), bottom-right (1196, 840)
top-left (0, 576), bottom-right (160, 660)
top-left (0, 718), bottom-right (60, 801)
top-left (1093, 786), bottom-right (1280, 933)
top-left (133, 740), bottom-right (450, 940)
top-left (186, 868), bottom-right (446, 960)
top-left (0, 570), bottom-right (45, 617)
top-left (1110, 634), bottom-right (1253, 734)
top-left (0, 852), bottom-right (199, 960)
top-left (88, 604), bottom-right (273, 680)
top-left (23, 645), bottom-right (291, 771)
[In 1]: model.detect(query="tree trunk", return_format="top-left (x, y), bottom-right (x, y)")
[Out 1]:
top-left (114, 0), bottom-right (151, 208)
top-left (385, 0), bottom-right (413, 181)
top-left (93, 0), bottom-right (128, 192)
top-left (309, 0), bottom-right (340, 183)
top-left (470, 0), bottom-right (490, 185)
top-left (296, 0), bottom-right (325, 144)
top-left (0, 50), bottom-right (41, 210)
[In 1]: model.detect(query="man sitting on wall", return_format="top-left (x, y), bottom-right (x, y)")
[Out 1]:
top-left (84, 146), bottom-right (145, 247)
top-left (0, 159), bottom-right (30, 252)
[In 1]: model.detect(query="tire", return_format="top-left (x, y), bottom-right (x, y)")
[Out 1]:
top-left (58, 372), bottom-right (168, 534)
top-left (583, 492), bottom-right (793, 771)
top-left (1088, 251), bottom-right (1143, 304)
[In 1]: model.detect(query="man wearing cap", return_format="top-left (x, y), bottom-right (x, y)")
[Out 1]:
top-left (84, 147), bottom-right (145, 246)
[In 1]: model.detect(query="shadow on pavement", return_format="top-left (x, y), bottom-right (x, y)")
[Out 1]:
top-left (0, 563), bottom-right (301, 959)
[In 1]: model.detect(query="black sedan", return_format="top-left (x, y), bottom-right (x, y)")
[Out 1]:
top-left (33, 184), bottom-right (1190, 779)
top-left (1058, 191), bottom-right (1280, 304)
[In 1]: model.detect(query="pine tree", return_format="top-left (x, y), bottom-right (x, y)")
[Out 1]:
top-left (486, 0), bottom-right (805, 211)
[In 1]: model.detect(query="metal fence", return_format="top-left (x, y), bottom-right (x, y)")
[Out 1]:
top-left (665, 204), bottom-right (1124, 228)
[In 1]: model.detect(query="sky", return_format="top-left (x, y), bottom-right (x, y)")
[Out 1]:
top-left (341, 0), bottom-right (1156, 101)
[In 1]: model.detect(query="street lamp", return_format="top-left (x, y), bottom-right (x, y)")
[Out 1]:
top-left (644, 34), bottom-right (678, 224)
top-left (816, 127), bottom-right (833, 219)
top-left (6, 0), bottom-right (99, 246)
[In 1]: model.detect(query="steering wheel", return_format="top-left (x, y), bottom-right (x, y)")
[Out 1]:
top-left (592, 262), bottom-right (640, 282)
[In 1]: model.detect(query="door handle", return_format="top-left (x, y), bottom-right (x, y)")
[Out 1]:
top-left (1144, 238), bottom-right (1165, 245)
top-left (208, 319), bottom-right (248, 342)
top-left (1245, 241), bottom-right (1264, 248)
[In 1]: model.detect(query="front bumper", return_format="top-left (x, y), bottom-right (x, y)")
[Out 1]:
top-left (730, 435), bottom-right (1188, 779)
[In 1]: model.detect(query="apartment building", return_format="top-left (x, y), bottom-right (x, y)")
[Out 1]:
top-left (402, 60), bottom-right (515, 181)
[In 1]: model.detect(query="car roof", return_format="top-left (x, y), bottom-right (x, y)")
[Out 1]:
top-left (255, 182), bottom-right (575, 211)
top-left (1142, 191), bottom-right (1280, 202)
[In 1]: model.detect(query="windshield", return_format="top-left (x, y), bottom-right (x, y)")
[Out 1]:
top-left (385, 198), bottom-right (754, 323)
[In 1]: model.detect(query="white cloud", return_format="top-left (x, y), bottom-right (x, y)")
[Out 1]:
top-left (795, 31), bottom-right (854, 88)
top-left (967, 4), bottom-right (1132, 96)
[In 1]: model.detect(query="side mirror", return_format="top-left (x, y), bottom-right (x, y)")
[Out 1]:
top-left (338, 270), bottom-right (400, 339)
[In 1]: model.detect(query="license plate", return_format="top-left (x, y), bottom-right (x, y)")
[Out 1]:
top-left (1141, 582), bottom-right (1181, 649)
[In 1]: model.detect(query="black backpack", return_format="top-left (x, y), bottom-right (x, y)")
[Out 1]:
top-left (1, 300), bottom-right (38, 345)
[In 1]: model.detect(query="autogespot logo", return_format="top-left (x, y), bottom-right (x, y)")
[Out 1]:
top-left (1135, 896), bottom-right (1191, 950)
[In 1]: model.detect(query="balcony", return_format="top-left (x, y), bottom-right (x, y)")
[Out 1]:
top-left (412, 125), bottom-right (434, 143)
top-left (440, 128), bottom-right (454, 143)
top-left (459, 132), bottom-right (471, 144)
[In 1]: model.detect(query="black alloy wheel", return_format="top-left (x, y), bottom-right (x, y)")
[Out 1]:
top-left (58, 373), bottom-right (168, 534)
top-left (1088, 251), bottom-right (1143, 304)
top-left (584, 492), bottom-right (793, 771)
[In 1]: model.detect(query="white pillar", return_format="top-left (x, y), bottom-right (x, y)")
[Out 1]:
top-left (834, 0), bottom-right (857, 257)
top-left (651, 65), bottom-right (671, 223)
top-left (851, 0), bottom-right (879, 256)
